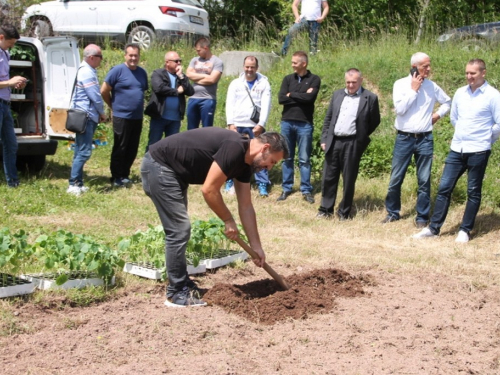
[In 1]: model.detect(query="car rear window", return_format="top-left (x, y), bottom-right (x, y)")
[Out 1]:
top-left (172, 0), bottom-right (203, 8)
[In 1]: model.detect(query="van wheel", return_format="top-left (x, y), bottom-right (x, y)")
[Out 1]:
top-left (17, 155), bottom-right (46, 172)
top-left (30, 20), bottom-right (52, 39)
top-left (128, 26), bottom-right (155, 50)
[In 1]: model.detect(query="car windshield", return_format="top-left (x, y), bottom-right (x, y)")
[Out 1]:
top-left (172, 0), bottom-right (203, 8)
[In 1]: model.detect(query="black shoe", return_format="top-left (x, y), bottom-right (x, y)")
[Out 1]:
top-left (316, 211), bottom-right (333, 220)
top-left (381, 215), bottom-right (399, 224)
top-left (302, 193), bottom-right (315, 204)
top-left (415, 220), bottom-right (428, 229)
top-left (164, 287), bottom-right (207, 308)
top-left (277, 191), bottom-right (291, 201)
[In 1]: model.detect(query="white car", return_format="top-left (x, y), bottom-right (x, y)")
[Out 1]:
top-left (2, 36), bottom-right (79, 171)
top-left (21, 0), bottom-right (209, 50)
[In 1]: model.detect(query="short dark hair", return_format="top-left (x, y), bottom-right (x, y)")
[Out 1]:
top-left (468, 58), bottom-right (486, 71)
top-left (195, 37), bottom-right (210, 48)
top-left (243, 56), bottom-right (259, 67)
top-left (257, 132), bottom-right (290, 159)
top-left (124, 43), bottom-right (141, 54)
top-left (292, 51), bottom-right (308, 64)
top-left (0, 24), bottom-right (20, 40)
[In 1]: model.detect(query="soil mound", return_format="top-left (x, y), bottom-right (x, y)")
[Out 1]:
top-left (204, 268), bottom-right (365, 324)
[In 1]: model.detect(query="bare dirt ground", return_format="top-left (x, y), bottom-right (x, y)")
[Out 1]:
top-left (1, 263), bottom-right (500, 375)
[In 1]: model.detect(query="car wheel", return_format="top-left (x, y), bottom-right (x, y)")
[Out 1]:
top-left (30, 20), bottom-right (52, 39)
top-left (128, 26), bottom-right (155, 50)
top-left (17, 155), bottom-right (46, 172)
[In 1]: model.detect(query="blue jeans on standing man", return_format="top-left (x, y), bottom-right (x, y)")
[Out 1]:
top-left (281, 18), bottom-right (321, 56)
top-left (429, 149), bottom-right (490, 235)
top-left (69, 118), bottom-right (97, 187)
top-left (186, 98), bottom-right (216, 130)
top-left (146, 118), bottom-right (181, 152)
top-left (385, 132), bottom-right (433, 224)
top-left (280, 120), bottom-right (313, 194)
top-left (0, 100), bottom-right (19, 187)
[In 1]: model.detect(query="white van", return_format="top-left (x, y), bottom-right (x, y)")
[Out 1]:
top-left (2, 36), bottom-right (80, 171)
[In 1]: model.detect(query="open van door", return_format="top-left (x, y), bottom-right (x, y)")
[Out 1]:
top-left (41, 36), bottom-right (81, 139)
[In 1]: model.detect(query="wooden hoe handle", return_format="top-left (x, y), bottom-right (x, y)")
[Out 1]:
top-left (234, 237), bottom-right (290, 291)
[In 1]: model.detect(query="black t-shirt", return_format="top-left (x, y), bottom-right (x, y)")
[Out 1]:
top-left (149, 127), bottom-right (252, 184)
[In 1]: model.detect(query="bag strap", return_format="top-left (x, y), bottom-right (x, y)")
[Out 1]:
top-left (244, 85), bottom-right (257, 108)
top-left (70, 66), bottom-right (91, 114)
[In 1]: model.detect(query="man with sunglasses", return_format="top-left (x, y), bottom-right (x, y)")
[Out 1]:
top-left (67, 44), bottom-right (107, 195)
top-left (101, 43), bottom-right (148, 188)
top-left (145, 51), bottom-right (194, 150)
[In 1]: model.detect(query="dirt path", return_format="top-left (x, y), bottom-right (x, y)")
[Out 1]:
top-left (1, 266), bottom-right (499, 374)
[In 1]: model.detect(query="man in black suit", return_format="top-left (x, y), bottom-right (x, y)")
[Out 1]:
top-left (317, 68), bottom-right (380, 220)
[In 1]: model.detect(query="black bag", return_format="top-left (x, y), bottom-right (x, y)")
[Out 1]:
top-left (250, 105), bottom-right (261, 124)
top-left (245, 86), bottom-right (261, 124)
top-left (65, 66), bottom-right (89, 134)
top-left (65, 108), bottom-right (88, 134)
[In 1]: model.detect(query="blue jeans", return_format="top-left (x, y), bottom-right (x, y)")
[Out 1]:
top-left (236, 127), bottom-right (270, 185)
top-left (385, 132), bottom-right (433, 222)
top-left (282, 18), bottom-right (320, 55)
top-left (69, 118), bottom-right (97, 186)
top-left (429, 150), bottom-right (490, 235)
top-left (0, 101), bottom-right (19, 186)
top-left (186, 98), bottom-right (216, 130)
top-left (280, 120), bottom-right (313, 194)
top-left (146, 118), bottom-right (181, 152)
top-left (141, 152), bottom-right (191, 297)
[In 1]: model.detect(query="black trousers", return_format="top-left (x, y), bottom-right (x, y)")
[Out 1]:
top-left (110, 116), bottom-right (143, 179)
top-left (319, 137), bottom-right (362, 218)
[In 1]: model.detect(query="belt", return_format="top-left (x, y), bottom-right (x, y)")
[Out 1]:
top-left (397, 130), bottom-right (431, 138)
top-left (0, 98), bottom-right (10, 105)
top-left (335, 134), bottom-right (356, 140)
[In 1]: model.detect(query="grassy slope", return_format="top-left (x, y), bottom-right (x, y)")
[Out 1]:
top-left (1, 33), bottom-right (500, 292)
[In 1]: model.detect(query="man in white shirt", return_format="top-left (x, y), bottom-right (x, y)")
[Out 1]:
top-left (412, 59), bottom-right (500, 243)
top-left (383, 52), bottom-right (451, 227)
top-left (280, 0), bottom-right (329, 56)
top-left (225, 56), bottom-right (272, 197)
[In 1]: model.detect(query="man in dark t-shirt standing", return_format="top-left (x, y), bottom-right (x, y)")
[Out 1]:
top-left (142, 127), bottom-right (289, 307)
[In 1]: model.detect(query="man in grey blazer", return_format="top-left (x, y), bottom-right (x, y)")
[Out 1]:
top-left (317, 68), bottom-right (380, 220)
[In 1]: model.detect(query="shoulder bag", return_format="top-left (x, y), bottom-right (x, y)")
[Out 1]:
top-left (245, 86), bottom-right (261, 124)
top-left (65, 68), bottom-right (89, 134)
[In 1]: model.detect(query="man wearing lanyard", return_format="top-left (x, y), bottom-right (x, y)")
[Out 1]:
top-left (0, 24), bottom-right (27, 188)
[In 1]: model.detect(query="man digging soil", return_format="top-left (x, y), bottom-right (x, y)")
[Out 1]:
top-left (141, 127), bottom-right (288, 307)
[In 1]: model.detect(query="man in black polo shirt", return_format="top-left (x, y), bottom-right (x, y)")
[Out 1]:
top-left (142, 127), bottom-right (289, 307)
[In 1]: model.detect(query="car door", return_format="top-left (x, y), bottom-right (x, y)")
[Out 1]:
top-left (42, 36), bottom-right (82, 138)
top-left (49, 0), bottom-right (99, 36)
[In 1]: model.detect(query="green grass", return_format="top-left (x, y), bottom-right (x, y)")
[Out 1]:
top-left (2, 31), bottom-right (500, 310)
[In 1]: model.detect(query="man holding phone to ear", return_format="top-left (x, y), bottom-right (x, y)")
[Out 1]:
top-left (382, 52), bottom-right (451, 227)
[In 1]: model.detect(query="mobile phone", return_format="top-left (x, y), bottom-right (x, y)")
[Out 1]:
top-left (410, 67), bottom-right (419, 77)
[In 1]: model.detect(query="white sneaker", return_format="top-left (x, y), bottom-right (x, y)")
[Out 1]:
top-left (79, 186), bottom-right (89, 193)
top-left (66, 185), bottom-right (82, 196)
top-left (412, 227), bottom-right (437, 239)
top-left (455, 230), bottom-right (469, 243)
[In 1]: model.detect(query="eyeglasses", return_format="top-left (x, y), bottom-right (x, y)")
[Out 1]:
top-left (166, 59), bottom-right (182, 63)
top-left (92, 54), bottom-right (103, 59)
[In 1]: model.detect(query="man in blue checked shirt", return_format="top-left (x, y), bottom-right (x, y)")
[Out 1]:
top-left (67, 44), bottom-right (108, 196)
top-left (412, 59), bottom-right (500, 243)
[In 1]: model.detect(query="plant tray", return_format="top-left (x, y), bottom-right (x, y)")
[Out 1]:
top-left (0, 273), bottom-right (36, 298)
top-left (201, 250), bottom-right (248, 269)
top-left (123, 262), bottom-right (206, 280)
top-left (21, 272), bottom-right (115, 290)
top-left (11, 93), bottom-right (26, 100)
